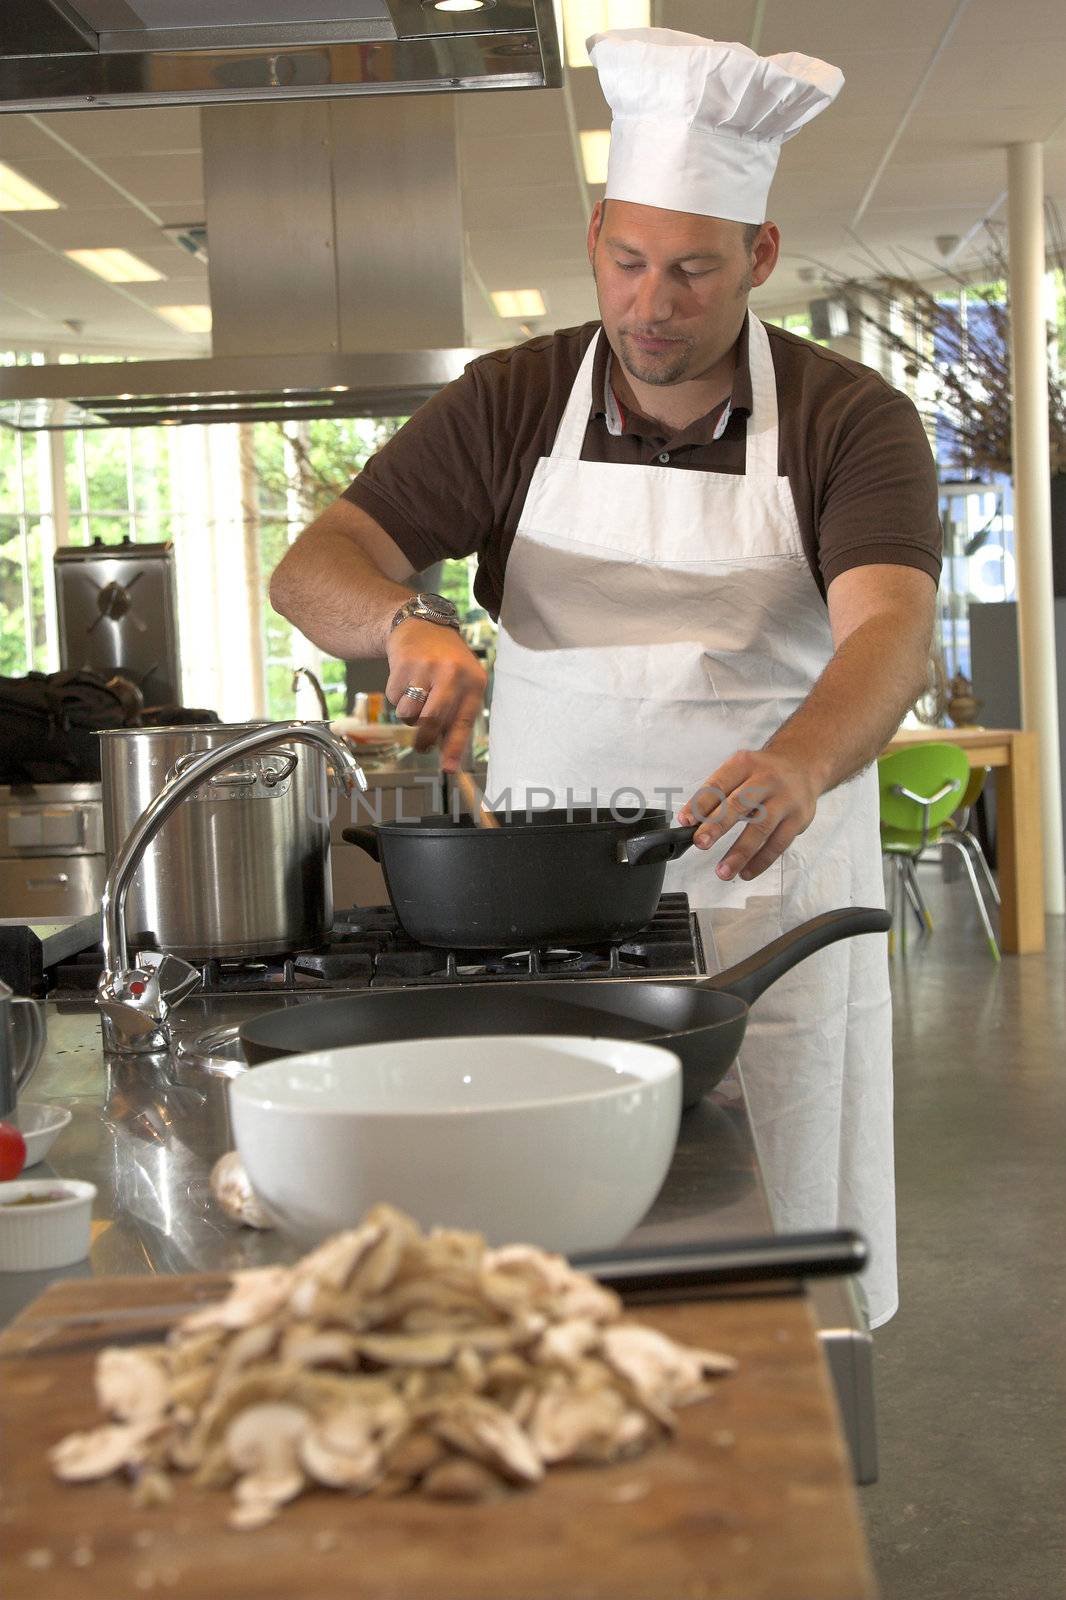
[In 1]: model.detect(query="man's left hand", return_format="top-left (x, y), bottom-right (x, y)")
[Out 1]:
top-left (677, 748), bottom-right (822, 882)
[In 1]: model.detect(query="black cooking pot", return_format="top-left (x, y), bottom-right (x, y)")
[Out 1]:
top-left (343, 807), bottom-right (698, 950)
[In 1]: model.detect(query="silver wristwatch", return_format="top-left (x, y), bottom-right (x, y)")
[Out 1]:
top-left (389, 592), bottom-right (461, 633)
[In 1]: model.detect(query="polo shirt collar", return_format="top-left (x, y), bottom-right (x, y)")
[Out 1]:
top-left (593, 314), bottom-right (754, 445)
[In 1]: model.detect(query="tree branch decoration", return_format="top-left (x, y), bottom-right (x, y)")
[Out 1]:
top-left (822, 209), bottom-right (1066, 479)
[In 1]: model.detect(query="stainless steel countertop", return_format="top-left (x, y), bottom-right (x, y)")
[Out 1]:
top-left (1, 998), bottom-right (772, 1329)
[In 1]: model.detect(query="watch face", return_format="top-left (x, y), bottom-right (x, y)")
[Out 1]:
top-left (418, 593), bottom-right (457, 618)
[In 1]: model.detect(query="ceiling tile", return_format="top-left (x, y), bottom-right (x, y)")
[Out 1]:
top-left (84, 153), bottom-right (204, 209)
top-left (461, 133), bottom-right (575, 190)
top-left (1, 252), bottom-right (156, 313)
top-left (459, 90), bottom-right (571, 142)
top-left (464, 184), bottom-right (586, 233)
top-left (29, 107), bottom-right (203, 157)
top-left (900, 109), bottom-right (1055, 150)
top-left (951, 0), bottom-right (1066, 46)
top-left (663, 1), bottom-right (756, 43)
top-left (0, 209), bottom-right (199, 266)
top-left (920, 39), bottom-right (1066, 109)
top-left (758, 0), bottom-right (960, 56)
top-left (871, 159), bottom-right (1008, 212)
top-left (0, 117), bottom-right (66, 162)
top-left (0, 156), bottom-right (141, 211)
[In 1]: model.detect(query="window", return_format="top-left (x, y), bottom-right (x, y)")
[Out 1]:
top-left (0, 424), bottom-right (55, 677)
top-left (0, 372), bottom-right (477, 720)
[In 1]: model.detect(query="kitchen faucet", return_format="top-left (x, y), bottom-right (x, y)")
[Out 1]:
top-left (97, 722), bottom-right (366, 1054)
top-left (291, 666), bottom-right (330, 721)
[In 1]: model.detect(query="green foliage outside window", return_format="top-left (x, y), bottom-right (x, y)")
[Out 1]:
top-left (253, 417), bottom-right (474, 719)
top-left (0, 427), bottom-right (49, 676)
top-left (1, 377), bottom-right (476, 710)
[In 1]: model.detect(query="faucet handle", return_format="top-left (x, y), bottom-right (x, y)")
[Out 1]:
top-left (98, 950), bottom-right (200, 1054)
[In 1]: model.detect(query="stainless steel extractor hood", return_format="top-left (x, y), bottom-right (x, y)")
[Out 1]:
top-left (0, 1), bottom-right (562, 111)
top-left (0, 348), bottom-right (484, 430)
top-left (0, 8), bottom-right (564, 430)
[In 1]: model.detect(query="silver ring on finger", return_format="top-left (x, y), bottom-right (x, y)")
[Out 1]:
top-left (400, 685), bottom-right (429, 704)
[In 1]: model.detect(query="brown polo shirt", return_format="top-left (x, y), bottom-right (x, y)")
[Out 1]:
top-left (343, 317), bottom-right (942, 616)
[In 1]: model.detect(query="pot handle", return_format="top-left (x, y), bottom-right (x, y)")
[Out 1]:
top-left (167, 751), bottom-right (298, 788)
top-left (617, 823), bottom-right (699, 867)
top-left (341, 826), bottom-right (381, 862)
top-left (705, 907), bottom-right (892, 1007)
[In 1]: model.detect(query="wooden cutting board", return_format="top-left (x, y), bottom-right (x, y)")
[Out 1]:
top-left (0, 1276), bottom-right (877, 1600)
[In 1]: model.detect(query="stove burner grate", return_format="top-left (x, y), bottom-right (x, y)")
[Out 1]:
top-left (45, 893), bottom-right (701, 1000)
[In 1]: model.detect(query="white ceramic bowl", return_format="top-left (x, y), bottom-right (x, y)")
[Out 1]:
top-left (230, 1035), bottom-right (681, 1253)
top-left (0, 1178), bottom-right (96, 1271)
top-left (13, 1103), bottom-right (73, 1168)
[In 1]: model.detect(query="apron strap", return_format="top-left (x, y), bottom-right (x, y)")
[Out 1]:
top-left (743, 313), bottom-right (783, 480)
top-left (549, 329), bottom-right (602, 461)
top-left (548, 313), bottom-right (783, 479)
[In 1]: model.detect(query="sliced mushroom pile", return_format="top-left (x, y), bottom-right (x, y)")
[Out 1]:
top-left (49, 1205), bottom-right (736, 1528)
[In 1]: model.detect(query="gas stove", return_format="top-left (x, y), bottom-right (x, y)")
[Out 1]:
top-left (41, 892), bottom-right (704, 1001)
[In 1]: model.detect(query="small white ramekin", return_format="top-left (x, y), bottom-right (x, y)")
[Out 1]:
top-left (0, 1179), bottom-right (96, 1271)
top-left (13, 1103), bottom-right (73, 1169)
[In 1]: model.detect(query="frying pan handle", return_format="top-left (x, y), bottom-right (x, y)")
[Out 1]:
top-left (706, 907), bottom-right (891, 1007)
top-left (618, 823), bottom-right (699, 867)
top-left (341, 826), bottom-right (381, 862)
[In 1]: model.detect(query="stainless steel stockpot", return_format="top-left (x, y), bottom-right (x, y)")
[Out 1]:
top-left (99, 722), bottom-right (336, 959)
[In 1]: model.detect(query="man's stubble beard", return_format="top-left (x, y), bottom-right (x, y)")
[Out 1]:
top-left (617, 332), bottom-right (696, 388)
top-left (606, 264), bottom-right (754, 390)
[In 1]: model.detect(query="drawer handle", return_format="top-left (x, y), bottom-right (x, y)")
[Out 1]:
top-left (27, 874), bottom-right (70, 888)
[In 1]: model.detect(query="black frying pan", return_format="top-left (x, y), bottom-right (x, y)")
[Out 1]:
top-left (239, 907), bottom-right (891, 1108)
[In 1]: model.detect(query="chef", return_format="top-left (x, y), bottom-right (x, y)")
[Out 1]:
top-left (270, 29), bottom-right (942, 1328)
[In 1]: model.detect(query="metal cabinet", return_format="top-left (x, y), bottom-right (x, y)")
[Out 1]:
top-left (0, 855), bottom-right (106, 918)
top-left (0, 784), bottom-right (105, 918)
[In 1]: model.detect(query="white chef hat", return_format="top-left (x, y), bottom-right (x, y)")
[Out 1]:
top-left (587, 29), bottom-right (844, 225)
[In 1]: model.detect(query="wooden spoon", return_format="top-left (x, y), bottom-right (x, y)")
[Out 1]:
top-left (454, 769), bottom-right (501, 829)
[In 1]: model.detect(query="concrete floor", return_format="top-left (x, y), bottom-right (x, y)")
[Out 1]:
top-left (860, 870), bottom-right (1066, 1600)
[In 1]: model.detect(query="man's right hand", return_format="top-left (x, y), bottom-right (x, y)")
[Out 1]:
top-left (385, 620), bottom-right (488, 772)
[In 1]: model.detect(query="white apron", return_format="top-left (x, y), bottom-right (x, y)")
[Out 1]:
top-left (487, 315), bottom-right (896, 1327)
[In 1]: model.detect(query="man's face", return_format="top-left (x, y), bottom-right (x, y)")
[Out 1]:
top-left (588, 200), bottom-right (778, 387)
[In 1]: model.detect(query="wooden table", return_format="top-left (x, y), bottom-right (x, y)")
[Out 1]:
top-left (0, 1276), bottom-right (878, 1600)
top-left (884, 726), bottom-right (1044, 953)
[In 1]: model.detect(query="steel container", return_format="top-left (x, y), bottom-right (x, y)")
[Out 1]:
top-left (99, 722), bottom-right (335, 959)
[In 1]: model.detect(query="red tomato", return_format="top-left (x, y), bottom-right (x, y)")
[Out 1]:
top-left (0, 1121), bottom-right (27, 1181)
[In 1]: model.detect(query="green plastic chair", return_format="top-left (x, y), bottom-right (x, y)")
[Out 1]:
top-left (946, 765), bottom-right (1000, 909)
top-left (877, 743), bottom-right (1001, 961)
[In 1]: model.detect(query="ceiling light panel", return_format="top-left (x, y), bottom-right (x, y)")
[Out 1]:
top-left (491, 289), bottom-right (546, 318)
top-left (65, 248), bottom-right (164, 283)
top-left (156, 305), bottom-right (212, 334)
top-left (0, 161), bottom-right (61, 211)
top-left (580, 129), bottom-right (611, 184)
top-left (562, 0), bottom-right (649, 69)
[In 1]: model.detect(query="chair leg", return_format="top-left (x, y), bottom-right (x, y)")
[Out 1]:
top-left (898, 858), bottom-right (908, 956)
top-left (952, 823), bottom-right (1001, 907)
top-left (904, 857), bottom-right (934, 932)
top-left (941, 835), bottom-right (1001, 962)
top-left (901, 858), bottom-right (927, 932)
